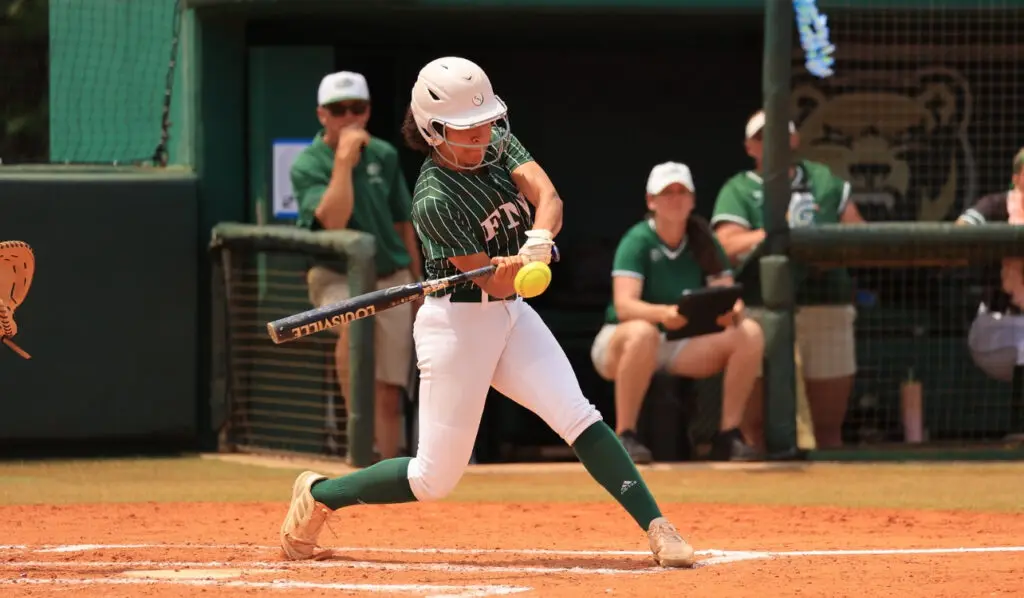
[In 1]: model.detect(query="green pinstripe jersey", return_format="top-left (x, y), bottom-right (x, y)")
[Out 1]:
top-left (410, 130), bottom-right (535, 296)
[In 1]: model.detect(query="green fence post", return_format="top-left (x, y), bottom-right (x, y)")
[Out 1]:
top-left (342, 235), bottom-right (378, 468)
top-left (761, 0), bottom-right (798, 457)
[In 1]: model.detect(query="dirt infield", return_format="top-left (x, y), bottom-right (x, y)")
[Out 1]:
top-left (2, 501), bottom-right (1022, 597)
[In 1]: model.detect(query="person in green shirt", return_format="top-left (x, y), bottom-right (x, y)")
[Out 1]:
top-left (711, 109), bottom-right (865, 450)
top-left (591, 162), bottom-right (763, 463)
top-left (279, 56), bottom-right (696, 569)
top-left (290, 70), bottom-right (423, 461)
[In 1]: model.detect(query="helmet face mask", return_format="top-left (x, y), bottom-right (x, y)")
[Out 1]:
top-left (430, 115), bottom-right (511, 170)
top-left (410, 57), bottom-right (511, 170)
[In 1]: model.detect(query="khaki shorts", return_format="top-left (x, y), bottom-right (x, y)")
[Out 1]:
top-left (747, 305), bottom-right (857, 380)
top-left (589, 323), bottom-right (688, 380)
top-left (307, 265), bottom-right (414, 388)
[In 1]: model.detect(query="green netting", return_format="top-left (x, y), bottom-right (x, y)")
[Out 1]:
top-left (779, 2), bottom-right (1024, 454)
top-left (43, 0), bottom-right (180, 165)
top-left (791, 225), bottom-right (1024, 447)
top-left (796, 1), bottom-right (1023, 223)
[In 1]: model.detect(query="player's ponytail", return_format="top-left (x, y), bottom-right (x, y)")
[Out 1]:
top-left (401, 107), bottom-right (435, 155)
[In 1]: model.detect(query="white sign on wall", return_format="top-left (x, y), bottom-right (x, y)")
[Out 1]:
top-left (272, 139), bottom-right (312, 219)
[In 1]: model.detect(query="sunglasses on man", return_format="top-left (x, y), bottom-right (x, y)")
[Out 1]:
top-left (325, 101), bottom-right (369, 117)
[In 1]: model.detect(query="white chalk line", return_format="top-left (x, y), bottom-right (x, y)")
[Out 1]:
top-left (27, 543), bottom-right (652, 555)
top-left (0, 560), bottom-right (663, 576)
top-left (0, 543), bottom-right (729, 569)
top-left (0, 577), bottom-right (531, 598)
top-left (775, 546), bottom-right (1024, 557)
top-left (3, 544), bottom-right (1024, 594)
top-left (6, 543), bottom-right (1024, 561)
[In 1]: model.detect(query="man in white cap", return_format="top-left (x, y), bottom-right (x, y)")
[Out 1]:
top-left (290, 70), bottom-right (421, 462)
top-left (590, 161), bottom-right (763, 463)
top-left (711, 109), bottom-right (865, 451)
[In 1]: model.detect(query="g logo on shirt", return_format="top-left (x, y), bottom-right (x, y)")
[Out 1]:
top-left (366, 162), bottom-right (385, 186)
top-left (787, 192), bottom-right (819, 227)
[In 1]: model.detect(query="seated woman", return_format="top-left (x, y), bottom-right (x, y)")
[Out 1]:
top-left (590, 162), bottom-right (763, 463)
top-left (957, 149), bottom-right (1024, 383)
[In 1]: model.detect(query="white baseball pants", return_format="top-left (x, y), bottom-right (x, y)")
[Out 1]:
top-left (406, 293), bottom-right (604, 501)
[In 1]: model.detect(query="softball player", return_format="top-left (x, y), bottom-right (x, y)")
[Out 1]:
top-left (280, 56), bottom-right (695, 568)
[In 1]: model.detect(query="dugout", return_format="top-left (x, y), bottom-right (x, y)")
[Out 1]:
top-left (6, 0), bottom-right (1024, 461)
top-left (190, 0), bottom-right (1024, 462)
top-left (189, 0), bottom-right (767, 460)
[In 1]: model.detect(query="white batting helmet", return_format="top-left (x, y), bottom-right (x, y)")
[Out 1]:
top-left (410, 56), bottom-right (510, 168)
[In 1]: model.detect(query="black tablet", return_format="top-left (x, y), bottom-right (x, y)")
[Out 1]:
top-left (664, 284), bottom-right (744, 341)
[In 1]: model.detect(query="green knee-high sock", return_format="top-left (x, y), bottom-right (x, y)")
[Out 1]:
top-left (310, 457), bottom-right (417, 510)
top-left (572, 421), bottom-right (663, 531)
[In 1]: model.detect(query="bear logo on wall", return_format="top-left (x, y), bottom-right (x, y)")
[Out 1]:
top-left (792, 66), bottom-right (976, 222)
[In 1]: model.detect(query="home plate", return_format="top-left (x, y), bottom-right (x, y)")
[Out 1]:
top-left (121, 568), bottom-right (277, 579)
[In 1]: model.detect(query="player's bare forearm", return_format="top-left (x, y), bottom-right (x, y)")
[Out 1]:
top-left (615, 298), bottom-right (672, 325)
top-left (511, 161), bottom-right (562, 236)
top-left (714, 224), bottom-right (766, 264)
top-left (531, 191), bottom-right (563, 236)
top-left (612, 276), bottom-right (671, 324)
top-left (315, 168), bottom-right (355, 229)
top-left (396, 222), bottom-right (423, 279)
top-left (449, 253), bottom-right (516, 299)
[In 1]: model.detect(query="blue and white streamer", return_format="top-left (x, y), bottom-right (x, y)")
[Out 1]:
top-left (794, 0), bottom-right (836, 78)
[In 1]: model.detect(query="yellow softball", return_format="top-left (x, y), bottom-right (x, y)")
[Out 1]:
top-left (514, 261), bottom-right (552, 298)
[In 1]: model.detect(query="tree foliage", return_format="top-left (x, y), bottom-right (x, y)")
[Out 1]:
top-left (0, 0), bottom-right (49, 163)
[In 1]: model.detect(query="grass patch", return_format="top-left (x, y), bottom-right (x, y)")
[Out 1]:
top-left (0, 456), bottom-right (1021, 512)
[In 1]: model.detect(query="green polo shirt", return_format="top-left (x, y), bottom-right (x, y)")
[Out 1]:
top-left (605, 219), bottom-right (731, 331)
top-left (711, 160), bottom-right (854, 306)
top-left (291, 131), bottom-right (413, 276)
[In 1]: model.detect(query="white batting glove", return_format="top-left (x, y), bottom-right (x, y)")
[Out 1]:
top-left (518, 229), bottom-right (554, 264)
